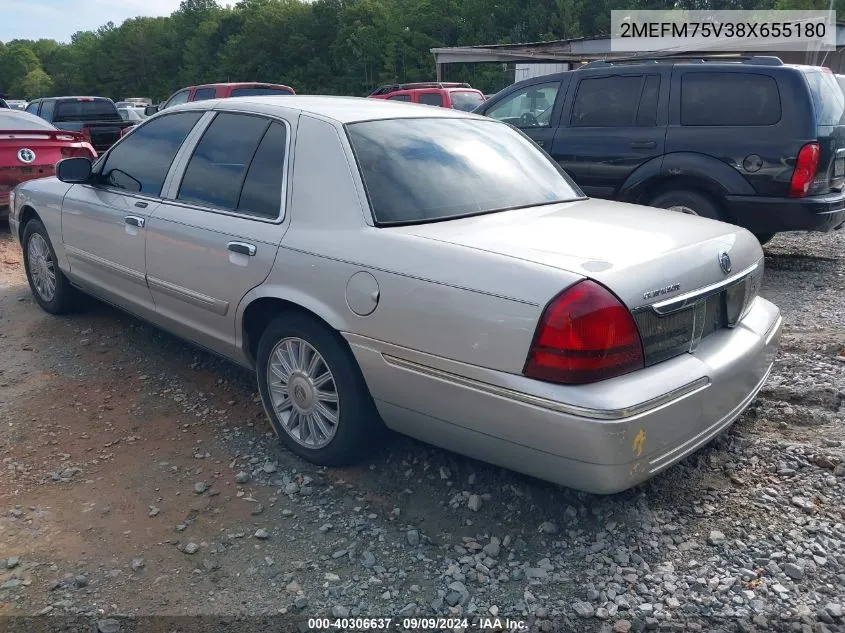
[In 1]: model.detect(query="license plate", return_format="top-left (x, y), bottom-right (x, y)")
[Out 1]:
top-left (835, 157), bottom-right (844, 177)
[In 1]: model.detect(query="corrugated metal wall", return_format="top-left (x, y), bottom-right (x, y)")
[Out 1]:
top-left (514, 63), bottom-right (569, 82)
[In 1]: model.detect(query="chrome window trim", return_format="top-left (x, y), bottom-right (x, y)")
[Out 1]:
top-left (382, 354), bottom-right (711, 421)
top-left (649, 259), bottom-right (761, 315)
top-left (160, 110), bottom-right (293, 225)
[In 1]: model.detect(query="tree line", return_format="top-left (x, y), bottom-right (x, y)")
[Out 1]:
top-left (0, 0), bottom-right (837, 102)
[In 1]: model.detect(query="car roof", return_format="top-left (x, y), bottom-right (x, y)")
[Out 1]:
top-left (192, 82), bottom-right (292, 89)
top-left (0, 109), bottom-right (56, 129)
top-left (38, 96), bottom-right (113, 101)
top-left (166, 95), bottom-right (483, 124)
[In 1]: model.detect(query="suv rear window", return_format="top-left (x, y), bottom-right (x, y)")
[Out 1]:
top-left (450, 90), bottom-right (485, 112)
top-left (230, 87), bottom-right (293, 97)
top-left (347, 118), bottom-right (581, 225)
top-left (802, 69), bottom-right (845, 126)
top-left (681, 73), bottom-right (781, 126)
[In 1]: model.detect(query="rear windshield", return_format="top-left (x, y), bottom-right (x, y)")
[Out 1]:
top-left (54, 99), bottom-right (121, 122)
top-left (802, 69), bottom-right (845, 126)
top-left (347, 117), bottom-right (582, 225)
top-left (230, 87), bottom-right (294, 97)
top-left (450, 90), bottom-right (485, 112)
top-left (0, 112), bottom-right (55, 131)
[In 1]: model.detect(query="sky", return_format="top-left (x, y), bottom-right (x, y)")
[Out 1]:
top-left (0, 0), bottom-right (187, 43)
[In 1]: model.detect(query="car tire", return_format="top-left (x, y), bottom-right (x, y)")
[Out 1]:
top-left (256, 311), bottom-right (383, 466)
top-left (754, 232), bottom-right (776, 246)
top-left (649, 189), bottom-right (725, 222)
top-left (21, 219), bottom-right (76, 315)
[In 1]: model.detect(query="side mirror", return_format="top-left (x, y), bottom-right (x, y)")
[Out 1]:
top-left (144, 104), bottom-right (159, 116)
top-left (56, 157), bottom-right (93, 184)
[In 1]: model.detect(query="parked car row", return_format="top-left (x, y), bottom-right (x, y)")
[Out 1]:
top-left (7, 89), bottom-right (783, 493)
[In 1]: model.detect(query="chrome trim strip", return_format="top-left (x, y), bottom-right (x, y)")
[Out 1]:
top-left (650, 260), bottom-right (761, 315)
top-left (382, 354), bottom-right (711, 421)
top-left (64, 244), bottom-right (146, 285)
top-left (147, 276), bottom-right (229, 316)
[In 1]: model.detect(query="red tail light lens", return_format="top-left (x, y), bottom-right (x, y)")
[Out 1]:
top-left (789, 142), bottom-right (820, 198)
top-left (523, 280), bottom-right (644, 385)
top-left (60, 146), bottom-right (97, 159)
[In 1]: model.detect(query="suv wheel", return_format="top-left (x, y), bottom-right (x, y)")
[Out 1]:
top-left (649, 190), bottom-right (724, 222)
top-left (256, 312), bottom-right (382, 466)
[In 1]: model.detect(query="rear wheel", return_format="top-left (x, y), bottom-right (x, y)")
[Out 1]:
top-left (256, 312), bottom-right (382, 466)
top-left (649, 189), bottom-right (724, 222)
top-left (754, 232), bottom-right (776, 246)
top-left (22, 219), bottom-right (76, 314)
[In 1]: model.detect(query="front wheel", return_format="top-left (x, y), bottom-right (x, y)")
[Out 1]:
top-left (21, 219), bottom-right (76, 314)
top-left (256, 312), bottom-right (382, 466)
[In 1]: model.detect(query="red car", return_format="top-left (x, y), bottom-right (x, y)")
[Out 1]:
top-left (368, 82), bottom-right (486, 111)
top-left (1, 110), bottom-right (96, 218)
top-left (148, 82), bottom-right (296, 114)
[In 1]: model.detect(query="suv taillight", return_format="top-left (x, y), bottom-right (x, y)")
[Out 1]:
top-left (789, 142), bottom-right (820, 198)
top-left (523, 280), bottom-right (644, 385)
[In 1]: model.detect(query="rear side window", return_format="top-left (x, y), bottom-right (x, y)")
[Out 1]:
top-left (681, 73), bottom-right (781, 126)
top-left (387, 94), bottom-right (411, 101)
top-left (54, 99), bottom-right (118, 122)
top-left (237, 122), bottom-right (287, 218)
top-left (102, 112), bottom-right (202, 196)
top-left (230, 87), bottom-right (294, 97)
top-left (419, 92), bottom-right (444, 107)
top-left (39, 101), bottom-right (56, 121)
top-left (802, 69), bottom-right (845, 126)
top-left (572, 76), bottom-right (647, 127)
top-left (193, 87), bottom-right (216, 101)
top-left (178, 112), bottom-right (270, 210)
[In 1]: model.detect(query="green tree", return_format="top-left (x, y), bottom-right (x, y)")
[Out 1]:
top-left (18, 68), bottom-right (54, 99)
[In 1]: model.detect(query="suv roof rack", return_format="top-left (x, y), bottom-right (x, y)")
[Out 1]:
top-left (580, 55), bottom-right (784, 69)
top-left (369, 81), bottom-right (472, 96)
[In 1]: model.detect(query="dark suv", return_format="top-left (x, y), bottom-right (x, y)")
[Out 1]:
top-left (474, 56), bottom-right (845, 243)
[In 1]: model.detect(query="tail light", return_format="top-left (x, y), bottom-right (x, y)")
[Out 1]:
top-left (789, 142), bottom-right (820, 198)
top-left (523, 280), bottom-right (644, 385)
top-left (60, 146), bottom-right (94, 159)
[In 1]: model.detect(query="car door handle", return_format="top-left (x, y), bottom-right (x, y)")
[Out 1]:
top-left (125, 215), bottom-right (145, 228)
top-left (134, 201), bottom-right (148, 208)
top-left (630, 141), bottom-right (656, 149)
top-left (228, 242), bottom-right (256, 256)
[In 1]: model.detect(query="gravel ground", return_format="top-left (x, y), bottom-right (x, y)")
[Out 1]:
top-left (0, 224), bottom-right (843, 633)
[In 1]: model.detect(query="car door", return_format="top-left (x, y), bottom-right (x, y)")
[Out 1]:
top-left (481, 79), bottom-right (568, 151)
top-left (60, 111), bottom-right (204, 316)
top-left (552, 69), bottom-right (668, 198)
top-left (144, 111), bottom-right (291, 356)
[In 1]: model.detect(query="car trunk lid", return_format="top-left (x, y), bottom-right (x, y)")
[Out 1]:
top-left (0, 130), bottom-right (94, 200)
top-left (390, 198), bottom-right (762, 312)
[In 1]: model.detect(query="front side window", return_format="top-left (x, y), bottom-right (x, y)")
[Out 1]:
top-left (177, 112), bottom-right (270, 210)
top-left (192, 87), bottom-right (217, 101)
top-left (25, 102), bottom-right (39, 114)
top-left (347, 118), bottom-right (582, 225)
top-left (163, 90), bottom-right (190, 110)
top-left (681, 72), bottom-right (781, 126)
top-left (387, 94), bottom-right (411, 102)
top-left (101, 112), bottom-right (202, 195)
top-left (571, 75), bottom-right (644, 127)
top-left (418, 92), bottom-right (444, 107)
top-left (486, 82), bottom-right (560, 128)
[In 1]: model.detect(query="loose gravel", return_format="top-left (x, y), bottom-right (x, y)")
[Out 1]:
top-left (0, 226), bottom-right (843, 633)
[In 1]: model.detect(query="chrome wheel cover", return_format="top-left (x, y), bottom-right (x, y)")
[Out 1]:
top-left (27, 233), bottom-right (56, 302)
top-left (267, 337), bottom-right (340, 449)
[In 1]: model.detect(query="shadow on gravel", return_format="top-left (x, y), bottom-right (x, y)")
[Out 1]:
top-left (764, 252), bottom-right (839, 272)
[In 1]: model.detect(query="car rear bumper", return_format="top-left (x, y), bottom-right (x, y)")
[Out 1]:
top-left (725, 191), bottom-right (845, 233)
top-left (346, 297), bottom-right (781, 494)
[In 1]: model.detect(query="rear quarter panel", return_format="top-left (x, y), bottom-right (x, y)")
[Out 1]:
top-left (14, 178), bottom-right (74, 270)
